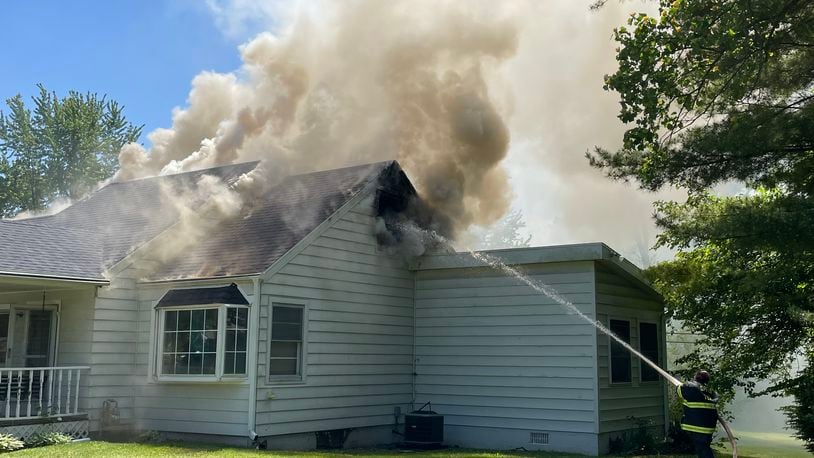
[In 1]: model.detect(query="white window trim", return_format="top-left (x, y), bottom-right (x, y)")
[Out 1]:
top-left (266, 301), bottom-right (308, 386)
top-left (638, 320), bottom-right (661, 384)
top-left (608, 317), bottom-right (633, 386)
top-left (153, 303), bottom-right (250, 383)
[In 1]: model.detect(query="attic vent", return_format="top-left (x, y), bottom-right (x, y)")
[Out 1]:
top-left (529, 432), bottom-right (549, 445)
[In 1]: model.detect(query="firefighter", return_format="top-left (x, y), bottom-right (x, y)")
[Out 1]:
top-left (678, 370), bottom-right (718, 458)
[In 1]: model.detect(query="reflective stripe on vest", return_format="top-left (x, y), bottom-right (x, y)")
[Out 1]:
top-left (679, 381), bottom-right (718, 434)
top-left (683, 401), bottom-right (717, 410)
top-left (681, 423), bottom-right (716, 434)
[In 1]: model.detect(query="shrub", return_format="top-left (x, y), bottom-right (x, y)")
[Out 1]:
top-left (783, 367), bottom-right (814, 453)
top-left (25, 432), bottom-right (72, 448)
top-left (608, 417), bottom-right (658, 455)
top-left (0, 434), bottom-right (24, 452)
top-left (137, 430), bottom-right (163, 443)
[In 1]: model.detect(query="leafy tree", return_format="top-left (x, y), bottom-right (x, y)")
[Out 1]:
top-left (476, 209), bottom-right (532, 250)
top-left (0, 85), bottom-right (142, 217)
top-left (783, 365), bottom-right (814, 452)
top-left (591, 0), bottom-right (814, 446)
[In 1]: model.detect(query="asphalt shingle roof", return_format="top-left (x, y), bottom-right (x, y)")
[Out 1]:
top-left (0, 160), bottom-right (393, 283)
top-left (148, 161), bottom-right (391, 281)
top-left (0, 220), bottom-right (104, 281)
top-left (156, 283), bottom-right (250, 307)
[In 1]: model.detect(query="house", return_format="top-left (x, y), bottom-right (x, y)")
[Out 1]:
top-left (0, 160), bottom-right (666, 455)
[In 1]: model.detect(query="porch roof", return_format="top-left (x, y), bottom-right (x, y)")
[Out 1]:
top-left (0, 220), bottom-right (107, 283)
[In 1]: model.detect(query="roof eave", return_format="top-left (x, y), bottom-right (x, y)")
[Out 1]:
top-left (411, 242), bottom-right (610, 270)
top-left (0, 271), bottom-right (109, 286)
top-left (138, 273), bottom-right (260, 286)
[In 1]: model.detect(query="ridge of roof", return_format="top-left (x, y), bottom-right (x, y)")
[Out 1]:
top-left (109, 160), bottom-right (262, 185)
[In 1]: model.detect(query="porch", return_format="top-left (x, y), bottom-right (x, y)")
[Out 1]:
top-left (0, 366), bottom-right (89, 439)
top-left (0, 275), bottom-right (101, 439)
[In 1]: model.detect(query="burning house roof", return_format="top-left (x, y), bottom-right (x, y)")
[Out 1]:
top-left (0, 160), bottom-right (397, 283)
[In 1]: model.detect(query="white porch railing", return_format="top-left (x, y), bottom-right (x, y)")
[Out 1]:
top-left (0, 367), bottom-right (88, 420)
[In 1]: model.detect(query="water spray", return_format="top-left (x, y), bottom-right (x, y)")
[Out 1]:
top-left (408, 225), bottom-right (737, 457)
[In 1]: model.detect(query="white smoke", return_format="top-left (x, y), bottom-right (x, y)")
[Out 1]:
top-left (117, 0), bottom-right (520, 240)
top-left (121, 0), bottom-right (678, 266)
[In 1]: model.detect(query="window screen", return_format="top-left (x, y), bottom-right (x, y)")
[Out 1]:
top-left (269, 305), bottom-right (304, 378)
top-left (26, 311), bottom-right (52, 367)
top-left (639, 322), bottom-right (660, 382)
top-left (609, 319), bottom-right (632, 383)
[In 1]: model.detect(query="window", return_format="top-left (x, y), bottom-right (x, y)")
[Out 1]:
top-left (609, 319), bottom-right (632, 384)
top-left (639, 322), bottom-right (660, 382)
top-left (158, 305), bottom-right (249, 379)
top-left (224, 308), bottom-right (249, 375)
top-left (269, 304), bottom-right (304, 381)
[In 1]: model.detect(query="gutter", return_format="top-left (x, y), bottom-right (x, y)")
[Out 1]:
top-left (139, 274), bottom-right (260, 286)
top-left (248, 277), bottom-right (261, 442)
top-left (0, 272), bottom-right (109, 285)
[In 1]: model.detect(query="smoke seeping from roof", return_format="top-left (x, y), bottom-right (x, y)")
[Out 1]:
top-left (117, 0), bottom-right (520, 239)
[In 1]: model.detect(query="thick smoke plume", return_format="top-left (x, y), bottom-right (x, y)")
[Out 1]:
top-left (117, 0), bottom-right (519, 243)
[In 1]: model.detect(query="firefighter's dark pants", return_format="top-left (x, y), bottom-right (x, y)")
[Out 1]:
top-left (689, 431), bottom-right (714, 458)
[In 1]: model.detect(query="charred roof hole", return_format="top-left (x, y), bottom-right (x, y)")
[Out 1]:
top-left (374, 166), bottom-right (417, 247)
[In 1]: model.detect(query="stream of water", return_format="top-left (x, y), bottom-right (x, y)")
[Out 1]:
top-left (411, 226), bottom-right (682, 387)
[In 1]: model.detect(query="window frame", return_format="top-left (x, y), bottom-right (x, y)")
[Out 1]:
top-left (638, 320), bottom-right (661, 384)
top-left (266, 301), bottom-right (307, 385)
top-left (155, 303), bottom-right (250, 383)
top-left (608, 318), bottom-right (633, 385)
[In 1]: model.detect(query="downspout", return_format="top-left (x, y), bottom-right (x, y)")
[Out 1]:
top-left (248, 278), bottom-right (261, 442)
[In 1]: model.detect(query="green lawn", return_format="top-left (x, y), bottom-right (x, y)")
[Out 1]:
top-left (6, 434), bottom-right (810, 458)
top-left (8, 442), bottom-right (585, 457)
top-left (719, 430), bottom-right (810, 458)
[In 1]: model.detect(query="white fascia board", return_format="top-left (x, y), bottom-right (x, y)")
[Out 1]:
top-left (411, 242), bottom-right (609, 271)
top-left (0, 273), bottom-right (108, 287)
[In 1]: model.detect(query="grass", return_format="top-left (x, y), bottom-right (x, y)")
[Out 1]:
top-left (718, 430), bottom-right (809, 458)
top-left (5, 432), bottom-right (810, 458)
top-left (8, 442), bottom-right (585, 457)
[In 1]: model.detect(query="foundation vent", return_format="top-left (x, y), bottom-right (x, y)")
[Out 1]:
top-left (529, 432), bottom-right (549, 445)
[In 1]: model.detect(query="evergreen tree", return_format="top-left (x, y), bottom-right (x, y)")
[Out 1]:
top-left (592, 0), bottom-right (814, 446)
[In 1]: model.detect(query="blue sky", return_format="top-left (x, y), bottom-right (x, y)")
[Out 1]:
top-left (0, 1), bottom-right (249, 143)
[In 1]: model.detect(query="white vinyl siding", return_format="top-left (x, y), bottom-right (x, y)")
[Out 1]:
top-left (87, 270), bottom-right (143, 431)
top-left (413, 261), bottom-right (600, 456)
top-left (255, 193), bottom-right (415, 437)
top-left (595, 262), bottom-right (665, 448)
top-left (132, 279), bottom-right (255, 437)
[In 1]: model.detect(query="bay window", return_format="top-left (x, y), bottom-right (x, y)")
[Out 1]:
top-left (154, 284), bottom-right (250, 381)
